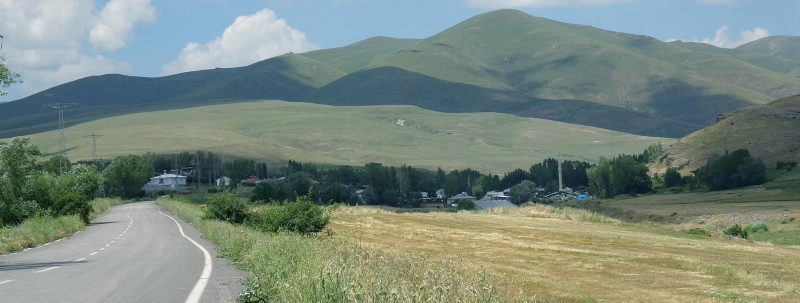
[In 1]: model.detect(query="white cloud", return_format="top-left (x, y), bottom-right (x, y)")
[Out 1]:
top-left (673, 26), bottom-right (770, 49)
top-left (89, 0), bottom-right (156, 51)
top-left (0, 0), bottom-right (151, 100)
top-left (162, 8), bottom-right (318, 75)
top-left (461, 0), bottom-right (635, 8)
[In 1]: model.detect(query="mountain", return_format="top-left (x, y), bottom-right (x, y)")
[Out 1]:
top-left (737, 36), bottom-right (800, 63)
top-left (650, 94), bottom-right (800, 175)
top-left (3, 9), bottom-right (800, 139)
top-left (1, 100), bottom-right (673, 174)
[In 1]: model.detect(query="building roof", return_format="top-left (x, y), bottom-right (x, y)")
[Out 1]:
top-left (152, 174), bottom-right (186, 179)
top-left (474, 200), bottom-right (517, 210)
top-left (448, 193), bottom-right (476, 200)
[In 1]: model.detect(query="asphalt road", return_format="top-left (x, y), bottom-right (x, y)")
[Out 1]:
top-left (0, 201), bottom-right (247, 303)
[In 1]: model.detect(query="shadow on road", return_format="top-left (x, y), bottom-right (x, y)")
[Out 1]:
top-left (89, 221), bottom-right (119, 225)
top-left (0, 260), bottom-right (87, 271)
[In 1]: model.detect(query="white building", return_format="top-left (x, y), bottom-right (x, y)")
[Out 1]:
top-left (216, 176), bottom-right (232, 186)
top-left (143, 173), bottom-right (187, 191)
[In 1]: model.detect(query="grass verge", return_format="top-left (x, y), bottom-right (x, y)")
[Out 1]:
top-left (157, 197), bottom-right (518, 302)
top-left (0, 198), bottom-right (124, 255)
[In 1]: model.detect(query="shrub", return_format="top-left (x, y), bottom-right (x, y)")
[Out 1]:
top-left (249, 191), bottom-right (329, 234)
top-left (776, 161), bottom-right (797, 171)
top-left (723, 224), bottom-right (748, 239)
top-left (746, 222), bottom-right (769, 233)
top-left (663, 168), bottom-right (682, 188)
top-left (52, 192), bottom-right (92, 224)
top-left (456, 199), bottom-right (476, 211)
top-left (694, 149), bottom-right (766, 191)
top-left (205, 191), bottom-right (248, 224)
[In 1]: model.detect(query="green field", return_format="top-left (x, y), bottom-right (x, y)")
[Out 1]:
top-left (6, 100), bottom-right (672, 174)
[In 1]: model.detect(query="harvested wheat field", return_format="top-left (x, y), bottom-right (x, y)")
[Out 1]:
top-left (330, 205), bottom-right (800, 302)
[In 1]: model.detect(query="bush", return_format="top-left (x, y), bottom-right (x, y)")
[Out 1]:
top-left (695, 149), bottom-right (766, 191)
top-left (723, 224), bottom-right (748, 239)
top-left (776, 161), bottom-right (797, 171)
top-left (746, 221), bottom-right (769, 233)
top-left (249, 192), bottom-right (329, 234)
top-left (205, 191), bottom-right (248, 224)
top-left (52, 192), bottom-right (92, 224)
top-left (456, 199), bottom-right (476, 211)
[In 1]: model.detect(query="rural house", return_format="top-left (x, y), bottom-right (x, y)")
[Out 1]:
top-left (143, 173), bottom-right (187, 191)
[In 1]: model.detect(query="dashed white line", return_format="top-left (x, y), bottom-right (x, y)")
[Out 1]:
top-left (110, 240), bottom-right (115, 243)
top-left (90, 252), bottom-right (98, 256)
top-left (75, 258), bottom-right (86, 262)
top-left (115, 237), bottom-right (119, 240)
top-left (35, 267), bottom-right (59, 273)
top-left (105, 244), bottom-right (110, 247)
top-left (99, 248), bottom-right (105, 251)
top-left (119, 234), bottom-right (123, 237)
top-left (0, 280), bottom-right (12, 285)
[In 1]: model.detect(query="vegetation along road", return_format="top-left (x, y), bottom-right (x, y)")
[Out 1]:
top-left (0, 202), bottom-right (245, 303)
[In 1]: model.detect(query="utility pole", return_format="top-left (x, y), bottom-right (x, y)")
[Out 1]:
top-left (45, 102), bottom-right (78, 174)
top-left (83, 133), bottom-right (103, 170)
top-left (558, 160), bottom-right (563, 192)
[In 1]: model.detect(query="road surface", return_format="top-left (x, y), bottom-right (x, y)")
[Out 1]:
top-left (0, 201), bottom-right (246, 303)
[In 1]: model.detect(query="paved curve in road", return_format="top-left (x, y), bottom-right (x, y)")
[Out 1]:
top-left (0, 201), bottom-right (246, 303)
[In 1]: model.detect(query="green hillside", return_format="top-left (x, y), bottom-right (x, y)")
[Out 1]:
top-left (306, 66), bottom-right (701, 137)
top-left (737, 36), bottom-right (800, 63)
top-left (3, 9), bottom-right (800, 139)
top-left (651, 94), bottom-right (800, 175)
top-left (4, 101), bottom-right (673, 174)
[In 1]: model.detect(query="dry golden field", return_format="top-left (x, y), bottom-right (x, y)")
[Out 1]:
top-left (330, 205), bottom-right (800, 302)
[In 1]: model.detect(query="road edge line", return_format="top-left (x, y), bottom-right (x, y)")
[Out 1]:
top-left (156, 205), bottom-right (212, 303)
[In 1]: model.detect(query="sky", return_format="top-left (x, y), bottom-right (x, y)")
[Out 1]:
top-left (1, 0), bottom-right (798, 101)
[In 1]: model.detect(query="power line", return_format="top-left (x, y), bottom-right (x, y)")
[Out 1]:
top-left (45, 102), bottom-right (77, 173)
top-left (83, 133), bottom-right (104, 170)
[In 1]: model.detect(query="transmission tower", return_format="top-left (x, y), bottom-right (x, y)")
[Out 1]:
top-left (83, 133), bottom-right (104, 170)
top-left (45, 102), bottom-right (78, 173)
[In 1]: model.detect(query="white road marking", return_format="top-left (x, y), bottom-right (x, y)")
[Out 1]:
top-left (110, 241), bottom-right (115, 243)
top-left (115, 237), bottom-right (119, 240)
top-left (90, 252), bottom-right (98, 256)
top-left (99, 248), bottom-right (105, 251)
top-left (157, 207), bottom-right (212, 303)
top-left (35, 267), bottom-right (59, 273)
top-left (119, 234), bottom-right (123, 237)
top-left (0, 280), bottom-right (12, 285)
top-left (55, 239), bottom-right (62, 242)
top-left (44, 243), bottom-right (50, 246)
top-left (75, 258), bottom-right (86, 262)
top-left (105, 244), bottom-right (110, 247)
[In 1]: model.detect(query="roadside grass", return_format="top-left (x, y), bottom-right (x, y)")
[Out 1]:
top-left (331, 205), bottom-right (800, 302)
top-left (0, 198), bottom-right (124, 255)
top-left (156, 197), bottom-right (521, 302)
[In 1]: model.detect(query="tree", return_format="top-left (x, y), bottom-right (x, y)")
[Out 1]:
top-left (0, 55), bottom-right (22, 96)
top-left (0, 137), bottom-right (42, 199)
top-left (509, 180), bottom-right (537, 205)
top-left (456, 199), bottom-right (476, 211)
top-left (695, 149), bottom-right (766, 191)
top-left (103, 155), bottom-right (154, 199)
top-left (471, 176), bottom-right (486, 198)
top-left (663, 168), bottom-right (682, 188)
top-left (41, 155), bottom-right (71, 175)
top-left (319, 182), bottom-right (359, 205)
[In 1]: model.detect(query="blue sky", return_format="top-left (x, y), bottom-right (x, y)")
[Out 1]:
top-left (1, 0), bottom-right (798, 101)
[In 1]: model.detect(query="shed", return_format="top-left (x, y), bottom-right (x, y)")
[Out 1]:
top-left (216, 176), bottom-right (232, 186)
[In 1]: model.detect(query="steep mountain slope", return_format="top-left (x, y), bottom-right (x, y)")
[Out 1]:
top-left (1, 100), bottom-right (672, 174)
top-left (651, 95), bottom-right (800, 175)
top-left (306, 66), bottom-right (701, 137)
top-left (737, 36), bottom-right (800, 63)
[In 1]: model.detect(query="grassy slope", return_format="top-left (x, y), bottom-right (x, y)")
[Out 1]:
top-left (361, 10), bottom-right (800, 125)
top-left (306, 66), bottom-right (703, 137)
top-left (737, 36), bottom-right (800, 63)
top-left (671, 40), bottom-right (800, 78)
top-left (5, 100), bottom-right (673, 174)
top-left (331, 205), bottom-right (800, 302)
top-left (651, 94), bottom-right (800, 175)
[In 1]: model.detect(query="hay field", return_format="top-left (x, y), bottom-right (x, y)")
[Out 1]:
top-left (330, 205), bottom-right (800, 302)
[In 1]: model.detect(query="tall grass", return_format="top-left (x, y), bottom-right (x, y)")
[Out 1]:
top-left (157, 197), bottom-right (513, 302)
top-left (0, 198), bottom-right (123, 255)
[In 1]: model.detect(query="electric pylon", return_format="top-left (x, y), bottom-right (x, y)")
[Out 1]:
top-left (83, 133), bottom-right (104, 170)
top-left (45, 102), bottom-right (78, 173)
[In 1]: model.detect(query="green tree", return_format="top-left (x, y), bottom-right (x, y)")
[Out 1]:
top-left (471, 176), bottom-right (486, 198)
top-left (509, 180), bottom-right (537, 205)
top-left (663, 168), bottom-right (682, 188)
top-left (0, 55), bottom-right (22, 96)
top-left (695, 149), bottom-right (766, 191)
top-left (103, 155), bottom-right (154, 199)
top-left (0, 137), bottom-right (42, 199)
top-left (41, 155), bottom-right (72, 175)
top-left (456, 199), bottom-right (476, 211)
